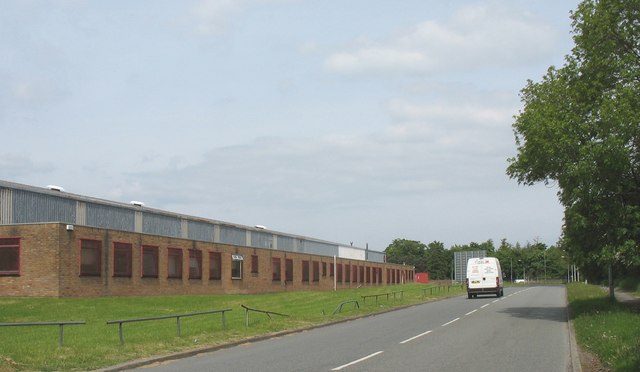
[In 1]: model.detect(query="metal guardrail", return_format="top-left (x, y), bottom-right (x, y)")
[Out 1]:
top-left (241, 305), bottom-right (289, 327)
top-left (332, 300), bottom-right (360, 315)
top-left (0, 321), bottom-right (86, 348)
top-left (106, 309), bottom-right (232, 344)
top-left (421, 285), bottom-right (464, 298)
top-left (361, 291), bottom-right (404, 304)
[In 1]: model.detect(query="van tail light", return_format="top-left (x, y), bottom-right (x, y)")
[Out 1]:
top-left (465, 278), bottom-right (469, 288)
top-left (496, 277), bottom-right (500, 287)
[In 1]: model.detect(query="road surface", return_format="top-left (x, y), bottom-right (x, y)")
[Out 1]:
top-left (128, 286), bottom-right (572, 371)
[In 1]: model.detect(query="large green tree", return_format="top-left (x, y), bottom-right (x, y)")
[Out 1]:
top-left (507, 0), bottom-right (640, 293)
top-left (384, 239), bottom-right (428, 272)
top-left (424, 241), bottom-right (453, 280)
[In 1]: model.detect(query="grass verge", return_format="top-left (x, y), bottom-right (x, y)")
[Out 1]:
top-left (567, 283), bottom-right (640, 372)
top-left (0, 283), bottom-right (463, 371)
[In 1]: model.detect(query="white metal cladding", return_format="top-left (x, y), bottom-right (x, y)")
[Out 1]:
top-left (276, 235), bottom-right (294, 250)
top-left (0, 188), bottom-right (11, 224)
top-left (301, 240), bottom-right (339, 256)
top-left (368, 250), bottom-right (385, 263)
top-left (251, 230), bottom-right (273, 248)
top-left (339, 246), bottom-right (366, 260)
top-left (142, 212), bottom-right (181, 237)
top-left (85, 202), bottom-right (135, 231)
top-left (12, 189), bottom-right (76, 224)
top-left (454, 250), bottom-right (486, 283)
top-left (187, 220), bottom-right (214, 242)
top-left (219, 225), bottom-right (246, 246)
top-left (0, 180), bottom-right (387, 263)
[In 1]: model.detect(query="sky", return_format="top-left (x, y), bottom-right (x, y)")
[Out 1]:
top-left (1, 0), bottom-right (581, 252)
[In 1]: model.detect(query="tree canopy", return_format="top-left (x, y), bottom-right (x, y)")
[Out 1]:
top-left (384, 238), bottom-right (567, 282)
top-left (506, 0), bottom-right (640, 282)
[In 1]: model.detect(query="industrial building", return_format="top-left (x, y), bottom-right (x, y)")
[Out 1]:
top-left (0, 180), bottom-right (413, 297)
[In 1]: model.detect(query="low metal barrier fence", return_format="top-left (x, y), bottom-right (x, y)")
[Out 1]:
top-left (241, 305), bottom-right (289, 327)
top-left (0, 321), bottom-right (86, 348)
top-left (106, 309), bottom-right (231, 344)
top-left (332, 300), bottom-right (360, 315)
top-left (421, 285), bottom-right (464, 298)
top-left (361, 290), bottom-right (404, 304)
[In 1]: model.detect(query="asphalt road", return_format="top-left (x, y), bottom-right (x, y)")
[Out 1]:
top-left (128, 286), bottom-right (571, 372)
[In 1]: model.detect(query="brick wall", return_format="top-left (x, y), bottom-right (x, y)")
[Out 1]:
top-left (0, 224), bottom-right (61, 297)
top-left (0, 223), bottom-right (415, 297)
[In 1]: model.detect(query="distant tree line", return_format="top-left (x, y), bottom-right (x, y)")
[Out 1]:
top-left (384, 238), bottom-right (568, 282)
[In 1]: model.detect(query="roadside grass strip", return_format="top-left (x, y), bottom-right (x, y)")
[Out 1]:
top-left (0, 283), bottom-right (466, 371)
top-left (568, 283), bottom-right (640, 371)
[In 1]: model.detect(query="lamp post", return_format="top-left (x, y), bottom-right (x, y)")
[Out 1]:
top-left (518, 259), bottom-right (525, 282)
top-left (510, 257), bottom-right (513, 283)
top-left (544, 250), bottom-right (547, 283)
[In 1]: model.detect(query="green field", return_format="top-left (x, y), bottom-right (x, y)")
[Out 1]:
top-left (0, 284), bottom-right (463, 371)
top-left (567, 283), bottom-right (640, 372)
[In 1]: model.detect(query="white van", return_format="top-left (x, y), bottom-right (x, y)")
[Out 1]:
top-left (466, 257), bottom-right (504, 299)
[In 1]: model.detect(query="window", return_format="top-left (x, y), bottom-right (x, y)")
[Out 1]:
top-left (366, 267), bottom-right (371, 283)
top-left (167, 248), bottom-right (182, 279)
top-left (322, 262), bottom-right (327, 277)
top-left (387, 268), bottom-right (391, 284)
top-left (80, 239), bottom-right (101, 276)
top-left (378, 268), bottom-right (383, 284)
top-left (312, 261), bottom-right (319, 282)
top-left (345, 264), bottom-right (350, 283)
top-left (285, 258), bottom-right (293, 282)
top-left (352, 265), bottom-right (357, 283)
top-left (337, 263), bottom-right (342, 283)
top-left (113, 242), bottom-right (132, 277)
top-left (251, 255), bottom-right (259, 274)
top-left (142, 245), bottom-right (159, 278)
top-left (209, 252), bottom-right (221, 280)
top-left (189, 250), bottom-right (202, 279)
top-left (359, 266), bottom-right (364, 283)
top-left (0, 238), bottom-right (20, 276)
top-left (302, 260), bottom-right (309, 282)
top-left (329, 262), bottom-right (334, 277)
top-left (272, 257), bottom-right (281, 281)
top-left (372, 266), bottom-right (377, 284)
top-left (231, 254), bottom-right (243, 279)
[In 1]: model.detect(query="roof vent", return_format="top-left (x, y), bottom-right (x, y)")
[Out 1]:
top-left (255, 225), bottom-right (267, 230)
top-left (46, 185), bottom-right (65, 192)
top-left (130, 201), bottom-right (145, 207)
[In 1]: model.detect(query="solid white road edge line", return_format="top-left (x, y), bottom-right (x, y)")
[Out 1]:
top-left (441, 317), bottom-right (460, 327)
top-left (400, 330), bottom-right (433, 344)
top-left (331, 351), bottom-right (384, 371)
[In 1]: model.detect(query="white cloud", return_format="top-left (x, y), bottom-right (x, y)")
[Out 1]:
top-left (0, 154), bottom-right (53, 178)
top-left (326, 48), bottom-right (434, 75)
top-left (325, 3), bottom-right (558, 76)
top-left (387, 99), bottom-right (515, 128)
top-left (191, 0), bottom-right (246, 34)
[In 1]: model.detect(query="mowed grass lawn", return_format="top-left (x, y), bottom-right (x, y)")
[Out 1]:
top-left (567, 283), bottom-right (640, 372)
top-left (0, 283), bottom-right (463, 371)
